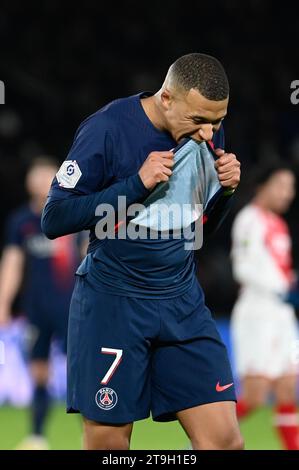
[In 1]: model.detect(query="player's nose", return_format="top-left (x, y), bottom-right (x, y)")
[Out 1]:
top-left (197, 124), bottom-right (213, 142)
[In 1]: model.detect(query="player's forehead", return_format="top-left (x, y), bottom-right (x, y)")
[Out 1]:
top-left (270, 170), bottom-right (295, 186)
top-left (27, 165), bottom-right (57, 184)
top-left (184, 88), bottom-right (228, 119)
top-left (29, 164), bottom-right (57, 175)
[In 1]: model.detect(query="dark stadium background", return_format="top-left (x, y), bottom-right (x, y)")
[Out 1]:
top-left (0, 0), bottom-right (298, 315)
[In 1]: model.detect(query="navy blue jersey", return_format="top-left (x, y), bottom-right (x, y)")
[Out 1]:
top-left (5, 205), bottom-right (79, 310)
top-left (43, 92), bottom-right (228, 299)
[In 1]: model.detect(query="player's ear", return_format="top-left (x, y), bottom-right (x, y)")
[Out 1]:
top-left (160, 88), bottom-right (172, 110)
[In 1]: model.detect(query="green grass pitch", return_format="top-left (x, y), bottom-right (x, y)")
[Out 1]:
top-left (0, 404), bottom-right (282, 450)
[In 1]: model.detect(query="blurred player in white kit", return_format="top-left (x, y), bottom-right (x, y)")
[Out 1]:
top-left (231, 164), bottom-right (299, 449)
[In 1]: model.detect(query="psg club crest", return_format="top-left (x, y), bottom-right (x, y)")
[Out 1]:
top-left (95, 387), bottom-right (118, 410)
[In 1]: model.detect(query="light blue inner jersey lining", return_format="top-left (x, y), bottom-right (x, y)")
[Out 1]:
top-left (131, 139), bottom-right (221, 231)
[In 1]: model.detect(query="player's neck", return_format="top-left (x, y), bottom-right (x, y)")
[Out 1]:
top-left (140, 94), bottom-right (168, 132)
top-left (253, 196), bottom-right (273, 213)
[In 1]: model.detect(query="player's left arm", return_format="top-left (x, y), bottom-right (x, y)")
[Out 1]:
top-left (203, 127), bottom-right (241, 235)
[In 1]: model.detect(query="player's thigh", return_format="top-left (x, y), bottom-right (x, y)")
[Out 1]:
top-left (177, 401), bottom-right (243, 450)
top-left (273, 375), bottom-right (298, 404)
top-left (241, 376), bottom-right (271, 407)
top-left (83, 417), bottom-right (133, 450)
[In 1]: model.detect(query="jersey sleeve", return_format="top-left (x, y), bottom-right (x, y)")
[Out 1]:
top-left (203, 124), bottom-right (233, 236)
top-left (42, 113), bottom-right (150, 239)
top-left (203, 191), bottom-right (234, 236)
top-left (48, 113), bottom-right (116, 199)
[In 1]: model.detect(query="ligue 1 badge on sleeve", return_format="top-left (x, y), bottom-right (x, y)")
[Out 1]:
top-left (95, 387), bottom-right (118, 410)
top-left (56, 160), bottom-right (82, 188)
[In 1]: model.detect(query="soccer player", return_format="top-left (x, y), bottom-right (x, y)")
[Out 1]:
top-left (0, 157), bottom-right (81, 450)
top-left (231, 165), bottom-right (299, 450)
top-left (42, 53), bottom-right (243, 450)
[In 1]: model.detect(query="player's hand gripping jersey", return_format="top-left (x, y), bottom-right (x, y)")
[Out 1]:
top-left (130, 138), bottom-right (222, 231)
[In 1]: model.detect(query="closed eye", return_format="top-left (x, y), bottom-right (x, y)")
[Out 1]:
top-left (192, 117), bottom-right (224, 125)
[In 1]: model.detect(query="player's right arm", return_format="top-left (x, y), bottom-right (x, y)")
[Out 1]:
top-left (0, 207), bottom-right (26, 329)
top-left (0, 246), bottom-right (25, 325)
top-left (42, 114), bottom-right (173, 239)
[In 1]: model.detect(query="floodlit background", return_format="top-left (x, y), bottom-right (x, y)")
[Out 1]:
top-left (0, 0), bottom-right (298, 449)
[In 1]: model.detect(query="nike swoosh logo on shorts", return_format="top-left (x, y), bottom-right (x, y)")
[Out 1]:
top-left (216, 381), bottom-right (234, 392)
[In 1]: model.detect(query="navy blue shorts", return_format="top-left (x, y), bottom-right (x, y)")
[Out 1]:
top-left (26, 297), bottom-right (69, 361)
top-left (67, 274), bottom-right (236, 424)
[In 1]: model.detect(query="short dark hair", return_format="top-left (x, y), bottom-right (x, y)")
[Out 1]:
top-left (255, 162), bottom-right (294, 188)
top-left (169, 53), bottom-right (229, 101)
